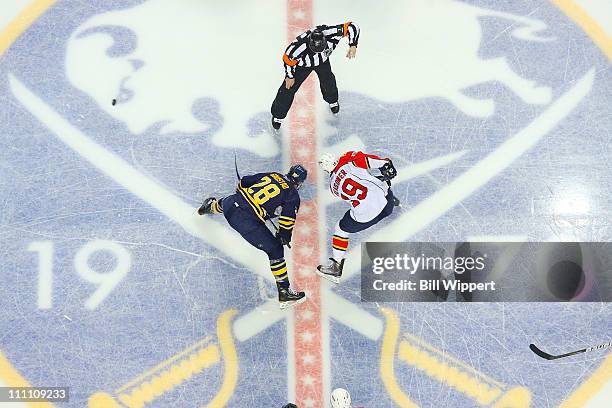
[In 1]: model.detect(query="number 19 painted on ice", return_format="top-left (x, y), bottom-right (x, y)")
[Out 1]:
top-left (28, 240), bottom-right (131, 310)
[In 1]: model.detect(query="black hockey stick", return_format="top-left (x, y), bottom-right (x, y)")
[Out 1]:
top-left (234, 150), bottom-right (241, 180)
top-left (529, 341), bottom-right (612, 360)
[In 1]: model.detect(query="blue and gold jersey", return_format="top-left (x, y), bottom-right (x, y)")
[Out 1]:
top-left (237, 172), bottom-right (300, 241)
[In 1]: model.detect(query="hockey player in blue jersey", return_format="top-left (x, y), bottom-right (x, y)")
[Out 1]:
top-left (198, 165), bottom-right (308, 309)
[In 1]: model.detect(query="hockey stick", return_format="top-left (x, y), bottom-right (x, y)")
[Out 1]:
top-left (529, 341), bottom-right (612, 360)
top-left (234, 150), bottom-right (241, 180)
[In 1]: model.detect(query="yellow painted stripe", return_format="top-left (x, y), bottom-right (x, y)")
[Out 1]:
top-left (115, 336), bottom-right (212, 393)
top-left (544, 2), bottom-right (612, 406)
top-left (117, 345), bottom-right (220, 407)
top-left (0, 0), bottom-right (56, 56)
top-left (379, 308), bottom-right (419, 408)
top-left (207, 309), bottom-right (239, 408)
top-left (559, 351), bottom-right (612, 408)
top-left (398, 341), bottom-right (504, 405)
top-left (0, 351), bottom-right (56, 407)
top-left (1, 8), bottom-right (64, 403)
top-left (551, 0), bottom-right (612, 61)
top-left (402, 332), bottom-right (505, 388)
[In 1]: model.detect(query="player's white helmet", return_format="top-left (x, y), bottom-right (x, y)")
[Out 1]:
top-left (330, 388), bottom-right (352, 408)
top-left (318, 153), bottom-right (337, 173)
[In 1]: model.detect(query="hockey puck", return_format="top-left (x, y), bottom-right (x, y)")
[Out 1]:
top-left (112, 99), bottom-right (117, 106)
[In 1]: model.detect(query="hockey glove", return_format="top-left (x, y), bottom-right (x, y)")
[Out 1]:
top-left (380, 160), bottom-right (397, 181)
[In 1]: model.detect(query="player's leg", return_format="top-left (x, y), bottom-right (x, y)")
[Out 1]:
top-left (222, 203), bottom-right (306, 307)
top-left (317, 193), bottom-right (397, 283)
top-left (316, 212), bottom-right (365, 283)
top-left (270, 67), bottom-right (312, 129)
top-left (249, 227), bottom-right (306, 308)
top-left (314, 59), bottom-right (339, 114)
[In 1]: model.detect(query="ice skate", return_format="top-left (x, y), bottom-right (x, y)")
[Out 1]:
top-left (272, 116), bottom-right (282, 130)
top-left (278, 286), bottom-right (307, 309)
top-left (329, 101), bottom-right (340, 115)
top-left (198, 197), bottom-right (218, 215)
top-left (316, 258), bottom-right (344, 284)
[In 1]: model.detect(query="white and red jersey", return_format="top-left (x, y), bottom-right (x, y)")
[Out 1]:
top-left (328, 151), bottom-right (390, 223)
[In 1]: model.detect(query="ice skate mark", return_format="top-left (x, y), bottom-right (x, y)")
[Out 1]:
top-left (0, 0), bottom-right (57, 56)
top-left (65, 0), bottom-right (285, 158)
top-left (559, 351), bottom-right (612, 407)
top-left (335, 0), bottom-right (556, 118)
top-left (393, 150), bottom-right (467, 184)
top-left (8, 73), bottom-right (273, 283)
top-left (326, 289), bottom-right (383, 341)
top-left (340, 69), bottom-right (595, 282)
top-left (380, 308), bottom-right (532, 408)
top-left (212, 114), bottom-right (280, 158)
top-left (478, 7), bottom-right (555, 43)
top-left (0, 350), bottom-right (57, 407)
top-left (456, 2), bottom-right (556, 111)
top-left (88, 309), bottom-right (238, 408)
top-left (551, 0), bottom-right (612, 61)
top-left (8, 71), bottom-right (381, 346)
top-left (447, 91), bottom-right (495, 118)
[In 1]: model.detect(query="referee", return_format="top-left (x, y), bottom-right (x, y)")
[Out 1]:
top-left (271, 22), bottom-right (360, 130)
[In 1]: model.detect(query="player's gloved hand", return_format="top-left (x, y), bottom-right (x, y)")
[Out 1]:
top-left (276, 232), bottom-right (292, 248)
top-left (380, 160), bottom-right (397, 181)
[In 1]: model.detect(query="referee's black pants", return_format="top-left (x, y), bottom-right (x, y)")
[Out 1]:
top-left (271, 59), bottom-right (338, 119)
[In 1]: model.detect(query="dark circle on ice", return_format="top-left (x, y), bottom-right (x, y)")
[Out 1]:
top-left (546, 260), bottom-right (585, 300)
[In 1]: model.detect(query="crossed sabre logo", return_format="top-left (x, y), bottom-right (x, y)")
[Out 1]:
top-left (7, 31), bottom-right (595, 405)
top-left (380, 309), bottom-right (531, 408)
top-left (88, 310), bottom-right (238, 408)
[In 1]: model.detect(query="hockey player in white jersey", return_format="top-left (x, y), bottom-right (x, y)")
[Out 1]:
top-left (316, 151), bottom-right (398, 283)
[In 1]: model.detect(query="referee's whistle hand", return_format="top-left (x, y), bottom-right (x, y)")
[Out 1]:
top-left (347, 46), bottom-right (357, 59)
top-left (285, 78), bottom-right (295, 89)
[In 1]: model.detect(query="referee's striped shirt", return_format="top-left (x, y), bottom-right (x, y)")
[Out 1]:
top-left (282, 22), bottom-right (360, 78)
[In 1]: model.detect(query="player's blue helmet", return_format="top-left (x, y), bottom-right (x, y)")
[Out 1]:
top-left (287, 164), bottom-right (308, 188)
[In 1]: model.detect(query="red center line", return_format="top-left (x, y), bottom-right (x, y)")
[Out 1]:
top-left (286, 1), bottom-right (323, 407)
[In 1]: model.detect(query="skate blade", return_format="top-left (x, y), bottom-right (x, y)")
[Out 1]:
top-left (315, 269), bottom-right (340, 284)
top-left (279, 295), bottom-right (307, 310)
